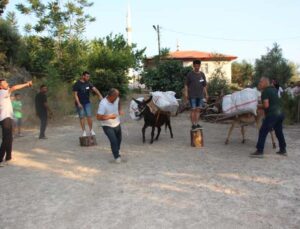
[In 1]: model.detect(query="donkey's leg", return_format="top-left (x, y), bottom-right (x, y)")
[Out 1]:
top-left (225, 122), bottom-right (235, 145)
top-left (168, 120), bottom-right (174, 138)
top-left (150, 126), bottom-right (155, 144)
top-left (142, 124), bottom-right (147, 143)
top-left (270, 130), bottom-right (276, 148)
top-left (241, 125), bottom-right (246, 143)
top-left (155, 126), bottom-right (161, 140)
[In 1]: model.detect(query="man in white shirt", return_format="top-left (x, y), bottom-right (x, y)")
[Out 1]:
top-left (0, 79), bottom-right (32, 167)
top-left (97, 88), bottom-right (124, 163)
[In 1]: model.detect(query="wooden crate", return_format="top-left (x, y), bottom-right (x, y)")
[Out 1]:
top-left (79, 135), bottom-right (97, 147)
top-left (190, 129), bottom-right (204, 148)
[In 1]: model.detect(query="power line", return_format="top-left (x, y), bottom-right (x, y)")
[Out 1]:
top-left (161, 27), bottom-right (300, 42)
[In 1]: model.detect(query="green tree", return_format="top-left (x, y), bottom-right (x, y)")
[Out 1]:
top-left (21, 36), bottom-right (55, 76)
top-left (0, 18), bottom-right (21, 65)
top-left (141, 60), bottom-right (191, 98)
top-left (87, 34), bottom-right (145, 96)
top-left (232, 60), bottom-right (254, 87)
top-left (16, 0), bottom-right (95, 39)
top-left (0, 0), bottom-right (9, 16)
top-left (16, 0), bottom-right (95, 81)
top-left (207, 53), bottom-right (231, 96)
top-left (289, 61), bottom-right (300, 83)
top-left (254, 43), bottom-right (292, 86)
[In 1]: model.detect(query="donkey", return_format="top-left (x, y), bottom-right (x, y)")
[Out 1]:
top-left (133, 96), bottom-right (174, 144)
top-left (222, 112), bottom-right (276, 148)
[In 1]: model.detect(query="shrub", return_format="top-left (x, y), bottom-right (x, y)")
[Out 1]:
top-left (281, 93), bottom-right (300, 124)
top-left (207, 75), bottom-right (231, 96)
top-left (141, 60), bottom-right (191, 98)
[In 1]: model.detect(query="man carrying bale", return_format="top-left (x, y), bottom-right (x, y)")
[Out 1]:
top-left (251, 77), bottom-right (287, 158)
top-left (184, 60), bottom-right (209, 130)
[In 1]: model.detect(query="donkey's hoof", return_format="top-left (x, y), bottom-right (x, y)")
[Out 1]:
top-left (225, 140), bottom-right (229, 145)
top-left (242, 139), bottom-right (246, 144)
top-left (273, 143), bottom-right (276, 149)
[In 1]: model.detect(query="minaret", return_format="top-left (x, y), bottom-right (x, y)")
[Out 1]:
top-left (126, 3), bottom-right (134, 81)
top-left (126, 4), bottom-right (132, 46)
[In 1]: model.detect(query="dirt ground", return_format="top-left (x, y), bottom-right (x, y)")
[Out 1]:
top-left (0, 105), bottom-right (300, 229)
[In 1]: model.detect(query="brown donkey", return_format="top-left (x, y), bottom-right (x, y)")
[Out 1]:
top-left (224, 111), bottom-right (276, 148)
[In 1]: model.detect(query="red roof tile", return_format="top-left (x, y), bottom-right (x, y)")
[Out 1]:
top-left (168, 50), bottom-right (237, 61)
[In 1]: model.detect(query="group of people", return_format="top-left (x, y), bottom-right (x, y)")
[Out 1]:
top-left (184, 60), bottom-right (287, 158)
top-left (72, 71), bottom-right (123, 163)
top-left (0, 62), bottom-right (288, 166)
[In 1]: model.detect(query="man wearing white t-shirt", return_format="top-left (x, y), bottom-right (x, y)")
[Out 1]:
top-left (0, 79), bottom-right (32, 167)
top-left (97, 88), bottom-right (124, 163)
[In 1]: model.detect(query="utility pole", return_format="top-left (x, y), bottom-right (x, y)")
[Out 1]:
top-left (153, 25), bottom-right (161, 57)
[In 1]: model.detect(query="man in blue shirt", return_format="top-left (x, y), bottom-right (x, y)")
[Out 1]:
top-left (73, 71), bottom-right (103, 136)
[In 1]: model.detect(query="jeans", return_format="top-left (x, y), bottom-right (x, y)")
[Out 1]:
top-left (0, 118), bottom-right (13, 162)
top-left (256, 113), bottom-right (286, 153)
top-left (38, 113), bottom-right (48, 138)
top-left (76, 103), bottom-right (92, 118)
top-left (102, 125), bottom-right (122, 159)
top-left (189, 98), bottom-right (205, 109)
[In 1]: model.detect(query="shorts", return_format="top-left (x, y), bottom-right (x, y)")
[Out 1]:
top-left (189, 98), bottom-right (205, 109)
top-left (14, 118), bottom-right (22, 127)
top-left (76, 103), bottom-right (92, 118)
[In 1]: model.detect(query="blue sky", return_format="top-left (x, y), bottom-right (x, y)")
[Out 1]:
top-left (5, 0), bottom-right (300, 63)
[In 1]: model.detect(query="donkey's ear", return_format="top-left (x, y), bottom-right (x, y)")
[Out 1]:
top-left (132, 98), bottom-right (141, 105)
top-left (144, 96), bottom-right (153, 104)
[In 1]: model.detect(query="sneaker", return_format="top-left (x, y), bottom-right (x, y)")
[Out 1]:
top-left (39, 136), bottom-right (48, 139)
top-left (250, 151), bottom-right (264, 158)
top-left (0, 162), bottom-right (5, 167)
top-left (196, 124), bottom-right (203, 129)
top-left (90, 129), bottom-right (96, 136)
top-left (115, 157), bottom-right (122, 164)
top-left (82, 131), bottom-right (87, 137)
top-left (276, 150), bottom-right (287, 156)
top-left (192, 124), bottom-right (197, 130)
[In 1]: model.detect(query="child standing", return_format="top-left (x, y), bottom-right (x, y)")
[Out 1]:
top-left (12, 93), bottom-right (23, 137)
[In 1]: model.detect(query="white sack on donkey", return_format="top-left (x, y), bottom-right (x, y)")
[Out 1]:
top-left (222, 88), bottom-right (260, 116)
top-left (129, 97), bottom-right (144, 120)
top-left (150, 91), bottom-right (179, 115)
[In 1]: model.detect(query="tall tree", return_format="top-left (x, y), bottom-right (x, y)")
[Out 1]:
top-left (16, 0), bottom-right (95, 39)
top-left (141, 60), bottom-right (191, 98)
top-left (88, 34), bottom-right (145, 96)
top-left (254, 43), bottom-right (292, 86)
top-left (16, 0), bottom-right (95, 81)
top-left (0, 18), bottom-right (21, 65)
top-left (0, 0), bottom-right (9, 16)
top-left (232, 60), bottom-right (254, 87)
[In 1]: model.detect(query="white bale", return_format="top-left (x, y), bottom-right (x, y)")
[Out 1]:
top-left (222, 94), bottom-right (236, 114)
top-left (129, 97), bottom-right (143, 120)
top-left (222, 88), bottom-right (258, 115)
top-left (151, 91), bottom-right (179, 115)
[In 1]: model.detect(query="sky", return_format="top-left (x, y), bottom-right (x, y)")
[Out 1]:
top-left (5, 0), bottom-right (300, 64)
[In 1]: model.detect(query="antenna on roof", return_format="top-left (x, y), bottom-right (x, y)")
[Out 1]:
top-left (176, 39), bottom-right (180, 51)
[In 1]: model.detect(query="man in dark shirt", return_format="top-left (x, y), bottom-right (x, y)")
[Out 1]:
top-left (251, 77), bottom-right (287, 158)
top-left (73, 71), bottom-right (103, 136)
top-left (35, 84), bottom-right (51, 139)
top-left (184, 60), bottom-right (208, 130)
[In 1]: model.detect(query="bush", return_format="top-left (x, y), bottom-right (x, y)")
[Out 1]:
top-left (141, 60), bottom-right (191, 98)
top-left (207, 75), bottom-right (231, 96)
top-left (281, 93), bottom-right (300, 124)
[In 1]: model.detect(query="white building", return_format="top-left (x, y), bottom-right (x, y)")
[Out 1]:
top-left (145, 50), bottom-right (237, 83)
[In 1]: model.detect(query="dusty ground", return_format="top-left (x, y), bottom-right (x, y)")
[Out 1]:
top-left (0, 107), bottom-right (300, 229)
